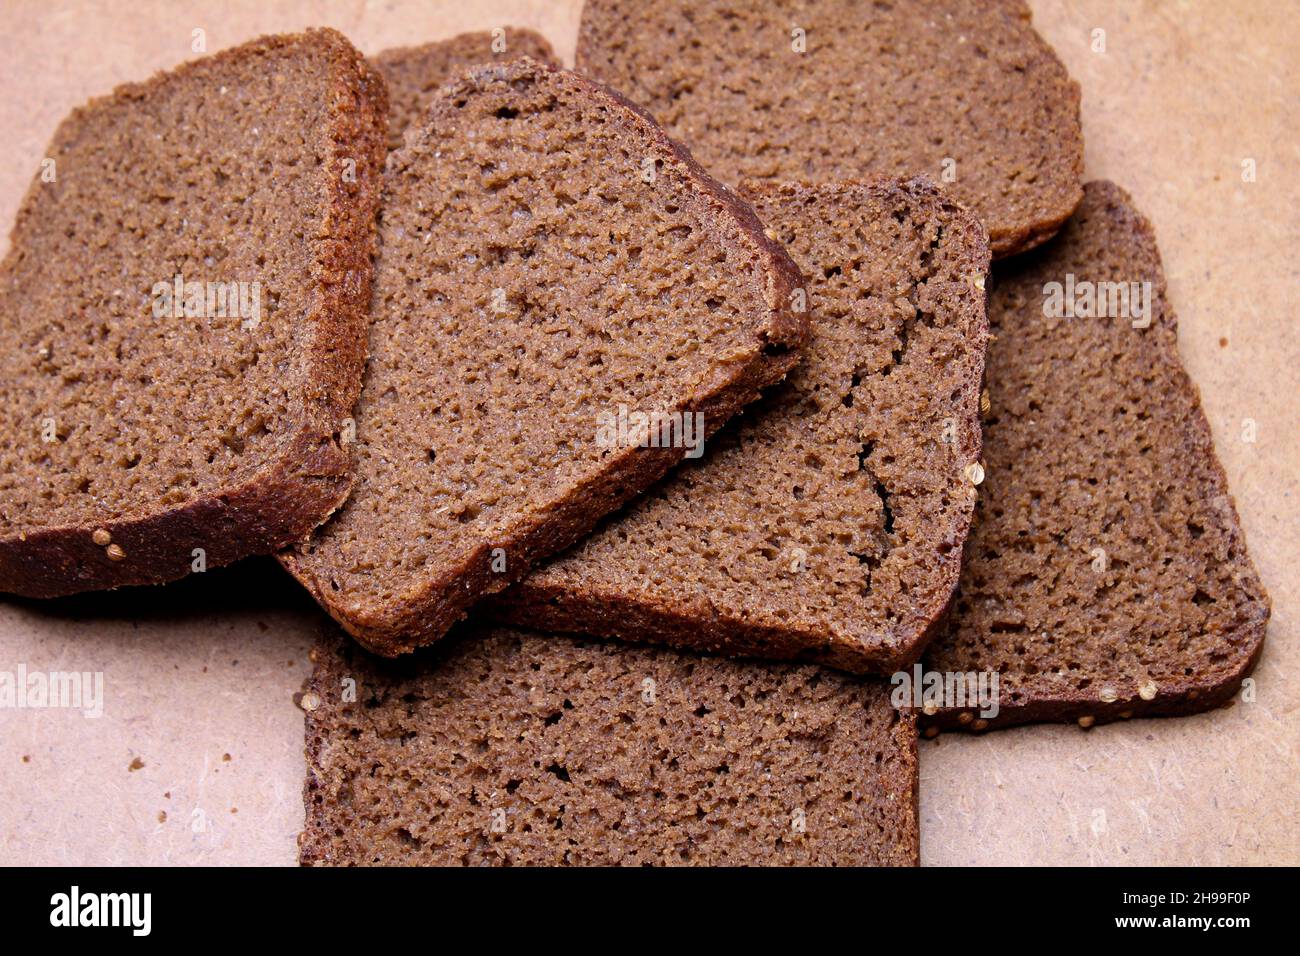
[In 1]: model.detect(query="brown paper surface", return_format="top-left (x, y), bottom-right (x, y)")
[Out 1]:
top-left (0, 0), bottom-right (1295, 866)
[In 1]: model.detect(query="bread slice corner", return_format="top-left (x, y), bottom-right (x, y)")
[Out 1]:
top-left (372, 28), bottom-right (559, 150)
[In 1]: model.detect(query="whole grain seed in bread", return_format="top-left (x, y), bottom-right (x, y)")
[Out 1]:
top-left (492, 179), bottom-right (989, 674)
top-left (373, 29), bottom-right (558, 149)
top-left (921, 181), bottom-right (1269, 731)
top-left (0, 29), bottom-right (388, 597)
top-left (300, 624), bottom-right (919, 866)
top-left (576, 0), bottom-right (1083, 257)
top-left (281, 58), bottom-right (809, 657)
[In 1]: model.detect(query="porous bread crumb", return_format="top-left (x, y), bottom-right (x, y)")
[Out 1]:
top-left (300, 625), bottom-right (918, 866)
top-left (575, 0), bottom-right (1083, 256)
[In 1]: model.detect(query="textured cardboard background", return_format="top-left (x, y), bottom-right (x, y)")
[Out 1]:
top-left (0, 0), bottom-right (1295, 865)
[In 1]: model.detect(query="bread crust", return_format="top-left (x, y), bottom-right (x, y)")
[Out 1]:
top-left (0, 29), bottom-right (388, 598)
top-left (279, 58), bottom-right (809, 656)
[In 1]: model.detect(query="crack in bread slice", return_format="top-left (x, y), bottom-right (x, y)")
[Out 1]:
top-left (281, 58), bottom-right (809, 656)
top-left (300, 623), bottom-right (918, 866)
top-left (373, 29), bottom-right (558, 150)
top-left (921, 181), bottom-right (1269, 732)
top-left (0, 29), bottom-right (388, 597)
top-left (492, 179), bottom-right (990, 674)
top-left (576, 0), bottom-right (1083, 257)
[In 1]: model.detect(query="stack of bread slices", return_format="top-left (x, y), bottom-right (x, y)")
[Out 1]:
top-left (0, 3), bottom-right (1267, 866)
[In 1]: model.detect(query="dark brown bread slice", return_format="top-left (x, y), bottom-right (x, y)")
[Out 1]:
top-left (281, 58), bottom-right (808, 657)
top-left (0, 29), bottom-right (388, 597)
top-left (301, 624), bottom-right (918, 866)
top-left (922, 181), bottom-right (1269, 732)
top-left (576, 0), bottom-right (1083, 258)
top-left (373, 29), bottom-right (558, 149)
top-left (492, 179), bottom-right (989, 674)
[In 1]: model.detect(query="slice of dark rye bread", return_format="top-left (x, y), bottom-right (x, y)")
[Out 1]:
top-left (300, 624), bottom-right (919, 866)
top-left (373, 29), bottom-right (558, 149)
top-left (492, 179), bottom-right (990, 674)
top-left (576, 0), bottom-right (1083, 258)
top-left (921, 181), bottom-right (1269, 732)
top-left (280, 58), bottom-right (809, 657)
top-left (0, 29), bottom-right (388, 597)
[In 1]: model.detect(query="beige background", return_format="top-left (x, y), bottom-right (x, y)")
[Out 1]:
top-left (0, 0), bottom-right (1295, 865)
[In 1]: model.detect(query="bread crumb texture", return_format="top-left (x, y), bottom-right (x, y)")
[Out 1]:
top-left (576, 0), bottom-right (1083, 256)
top-left (301, 625), bottom-right (918, 866)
